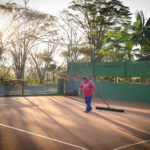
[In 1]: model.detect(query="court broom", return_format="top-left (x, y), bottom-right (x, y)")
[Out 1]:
top-left (96, 93), bottom-right (125, 113)
top-left (72, 63), bottom-right (124, 112)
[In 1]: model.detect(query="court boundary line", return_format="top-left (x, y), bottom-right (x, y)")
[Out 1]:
top-left (0, 123), bottom-right (88, 150)
top-left (113, 139), bottom-right (150, 150)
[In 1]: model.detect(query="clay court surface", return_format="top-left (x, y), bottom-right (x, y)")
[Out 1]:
top-left (0, 96), bottom-right (150, 150)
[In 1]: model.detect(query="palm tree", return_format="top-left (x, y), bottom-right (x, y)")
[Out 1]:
top-left (130, 11), bottom-right (150, 57)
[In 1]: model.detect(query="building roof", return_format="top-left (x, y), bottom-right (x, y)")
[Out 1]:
top-left (136, 54), bottom-right (150, 61)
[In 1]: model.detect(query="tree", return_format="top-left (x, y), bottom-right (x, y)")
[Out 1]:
top-left (0, 2), bottom-right (58, 79)
top-left (130, 11), bottom-right (150, 57)
top-left (29, 41), bottom-right (58, 84)
top-left (0, 31), bottom-right (4, 59)
top-left (69, 0), bottom-right (131, 61)
top-left (59, 9), bottom-right (85, 63)
top-left (0, 57), bottom-right (12, 79)
top-left (104, 27), bottom-right (134, 61)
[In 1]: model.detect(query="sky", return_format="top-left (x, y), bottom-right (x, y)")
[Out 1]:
top-left (0, 0), bottom-right (150, 21)
top-left (122, 0), bottom-right (150, 21)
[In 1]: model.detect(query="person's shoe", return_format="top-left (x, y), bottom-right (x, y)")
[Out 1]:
top-left (84, 110), bottom-right (90, 113)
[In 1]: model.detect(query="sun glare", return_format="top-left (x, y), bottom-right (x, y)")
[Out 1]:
top-left (0, 18), bottom-right (6, 31)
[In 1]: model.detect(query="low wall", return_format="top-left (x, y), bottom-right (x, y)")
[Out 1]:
top-left (65, 80), bottom-right (150, 103)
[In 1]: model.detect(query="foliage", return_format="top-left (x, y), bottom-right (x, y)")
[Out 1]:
top-left (129, 11), bottom-right (150, 58)
top-left (58, 9), bottom-right (85, 63)
top-left (103, 27), bottom-right (134, 61)
top-left (0, 2), bottom-right (59, 80)
top-left (29, 47), bottom-right (58, 84)
top-left (69, 0), bottom-right (131, 61)
top-left (1, 1), bottom-right (150, 84)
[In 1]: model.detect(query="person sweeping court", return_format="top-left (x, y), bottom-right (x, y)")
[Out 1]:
top-left (79, 76), bottom-right (97, 113)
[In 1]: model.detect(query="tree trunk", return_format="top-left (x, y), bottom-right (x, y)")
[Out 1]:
top-left (39, 75), bottom-right (43, 84)
top-left (52, 72), bottom-right (55, 84)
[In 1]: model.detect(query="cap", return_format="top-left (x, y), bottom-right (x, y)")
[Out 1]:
top-left (82, 76), bottom-right (88, 80)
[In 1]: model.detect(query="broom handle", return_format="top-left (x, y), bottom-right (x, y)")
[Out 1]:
top-left (96, 93), bottom-right (111, 109)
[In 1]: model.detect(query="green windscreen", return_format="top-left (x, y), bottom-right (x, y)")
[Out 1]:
top-left (68, 62), bottom-right (93, 75)
top-left (94, 62), bottom-right (125, 76)
top-left (65, 80), bottom-right (150, 103)
top-left (68, 61), bottom-right (150, 77)
top-left (126, 61), bottom-right (150, 77)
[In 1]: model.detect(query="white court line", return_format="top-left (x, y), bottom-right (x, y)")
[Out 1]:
top-left (113, 139), bottom-right (150, 150)
top-left (0, 123), bottom-right (88, 150)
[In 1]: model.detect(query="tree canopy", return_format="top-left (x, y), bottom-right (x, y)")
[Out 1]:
top-left (0, 1), bottom-right (150, 82)
top-left (69, 0), bottom-right (132, 61)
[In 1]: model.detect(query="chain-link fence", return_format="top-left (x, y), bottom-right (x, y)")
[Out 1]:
top-left (0, 79), bottom-right (58, 96)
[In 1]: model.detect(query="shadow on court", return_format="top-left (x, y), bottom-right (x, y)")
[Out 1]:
top-left (0, 96), bottom-right (150, 150)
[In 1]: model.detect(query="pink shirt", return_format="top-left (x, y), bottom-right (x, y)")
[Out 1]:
top-left (80, 80), bottom-right (95, 97)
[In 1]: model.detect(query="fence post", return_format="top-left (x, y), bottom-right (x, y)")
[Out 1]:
top-left (57, 79), bottom-right (64, 95)
top-left (92, 62), bottom-right (97, 81)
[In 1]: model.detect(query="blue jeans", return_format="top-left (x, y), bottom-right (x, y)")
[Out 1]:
top-left (85, 96), bottom-right (92, 111)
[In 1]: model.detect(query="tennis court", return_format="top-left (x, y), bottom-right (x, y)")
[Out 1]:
top-left (0, 95), bottom-right (150, 150)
